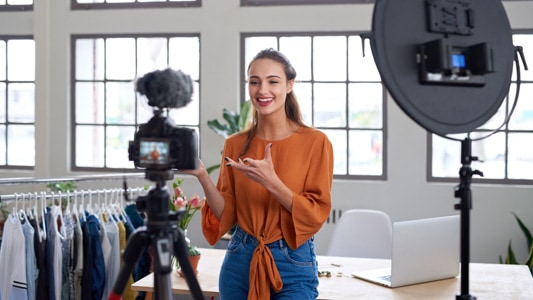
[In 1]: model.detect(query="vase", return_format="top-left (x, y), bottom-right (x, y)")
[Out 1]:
top-left (177, 254), bottom-right (201, 276)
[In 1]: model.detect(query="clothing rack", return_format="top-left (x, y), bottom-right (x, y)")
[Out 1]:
top-left (0, 172), bottom-right (146, 185)
top-left (0, 172), bottom-right (148, 203)
top-left (0, 187), bottom-right (146, 203)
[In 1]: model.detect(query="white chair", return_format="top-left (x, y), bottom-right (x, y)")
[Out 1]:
top-left (326, 209), bottom-right (392, 259)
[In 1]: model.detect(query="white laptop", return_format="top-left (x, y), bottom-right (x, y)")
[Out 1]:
top-left (351, 215), bottom-right (460, 288)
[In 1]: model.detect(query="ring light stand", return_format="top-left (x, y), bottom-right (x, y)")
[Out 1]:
top-left (369, 0), bottom-right (515, 298)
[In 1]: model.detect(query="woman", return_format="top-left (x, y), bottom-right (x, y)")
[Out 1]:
top-left (187, 48), bottom-right (333, 299)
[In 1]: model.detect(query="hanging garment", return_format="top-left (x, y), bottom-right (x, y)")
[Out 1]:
top-left (29, 218), bottom-right (48, 300)
top-left (0, 213), bottom-right (28, 300)
top-left (85, 214), bottom-right (105, 300)
top-left (21, 219), bottom-right (37, 300)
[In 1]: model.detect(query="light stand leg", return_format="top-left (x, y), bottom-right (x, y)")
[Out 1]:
top-left (454, 138), bottom-right (482, 300)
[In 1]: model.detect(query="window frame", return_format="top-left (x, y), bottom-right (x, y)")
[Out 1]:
top-left (70, 33), bottom-right (201, 172)
top-left (0, 3), bottom-right (32, 11)
top-left (241, 31), bottom-right (387, 180)
top-left (71, 0), bottom-right (200, 10)
top-left (427, 30), bottom-right (533, 185)
top-left (0, 34), bottom-right (35, 170)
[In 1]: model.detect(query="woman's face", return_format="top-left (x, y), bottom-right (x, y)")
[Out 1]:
top-left (247, 58), bottom-right (294, 118)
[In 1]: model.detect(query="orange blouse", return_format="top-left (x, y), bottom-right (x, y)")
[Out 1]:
top-left (201, 126), bottom-right (333, 299)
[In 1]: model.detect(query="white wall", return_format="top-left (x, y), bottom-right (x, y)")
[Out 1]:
top-left (0, 0), bottom-right (532, 263)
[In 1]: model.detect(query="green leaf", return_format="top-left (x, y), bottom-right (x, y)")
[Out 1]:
top-left (506, 241), bottom-right (519, 265)
top-left (525, 241), bottom-right (533, 275)
top-left (512, 212), bottom-right (533, 249)
top-left (238, 100), bottom-right (252, 130)
top-left (206, 164), bottom-right (221, 174)
top-left (222, 108), bottom-right (240, 133)
top-left (207, 120), bottom-right (231, 138)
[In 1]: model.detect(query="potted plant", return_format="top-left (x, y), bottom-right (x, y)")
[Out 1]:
top-left (206, 100), bottom-right (252, 174)
top-left (499, 212), bottom-right (533, 275)
top-left (170, 178), bottom-right (206, 274)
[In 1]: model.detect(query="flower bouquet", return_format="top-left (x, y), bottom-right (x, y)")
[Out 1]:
top-left (170, 178), bottom-right (205, 272)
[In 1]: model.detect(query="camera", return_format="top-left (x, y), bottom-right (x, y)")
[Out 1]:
top-left (128, 68), bottom-right (198, 178)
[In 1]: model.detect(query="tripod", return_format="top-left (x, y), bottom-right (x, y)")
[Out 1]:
top-left (454, 138), bottom-right (482, 300)
top-left (108, 171), bottom-right (204, 300)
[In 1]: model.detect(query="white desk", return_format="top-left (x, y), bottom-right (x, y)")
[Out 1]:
top-left (132, 248), bottom-right (533, 299)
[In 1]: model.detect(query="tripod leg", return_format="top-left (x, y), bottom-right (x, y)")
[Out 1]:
top-left (152, 232), bottom-right (174, 300)
top-left (108, 227), bottom-right (150, 300)
top-left (173, 229), bottom-right (204, 300)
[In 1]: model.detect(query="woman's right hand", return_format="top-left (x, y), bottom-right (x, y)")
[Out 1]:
top-left (179, 159), bottom-right (208, 179)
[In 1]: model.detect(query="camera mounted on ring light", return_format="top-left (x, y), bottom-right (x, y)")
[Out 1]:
top-left (417, 0), bottom-right (494, 87)
top-left (128, 68), bottom-right (199, 182)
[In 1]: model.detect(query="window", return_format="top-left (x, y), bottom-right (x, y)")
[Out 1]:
top-left (0, 0), bottom-right (32, 11)
top-left (430, 33), bottom-right (533, 184)
top-left (72, 34), bottom-right (200, 170)
top-left (71, 0), bottom-right (200, 10)
top-left (0, 37), bottom-right (35, 168)
top-left (243, 33), bottom-right (385, 179)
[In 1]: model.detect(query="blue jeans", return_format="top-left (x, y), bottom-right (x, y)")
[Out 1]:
top-left (219, 226), bottom-right (319, 300)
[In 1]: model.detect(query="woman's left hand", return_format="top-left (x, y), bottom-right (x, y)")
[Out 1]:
top-left (225, 143), bottom-right (276, 187)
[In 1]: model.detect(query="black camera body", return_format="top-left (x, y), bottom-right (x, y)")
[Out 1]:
top-left (128, 68), bottom-right (198, 176)
top-left (128, 110), bottom-right (198, 171)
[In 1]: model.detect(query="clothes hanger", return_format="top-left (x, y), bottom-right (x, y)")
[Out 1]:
top-left (40, 191), bottom-right (47, 240)
top-left (19, 193), bottom-right (29, 224)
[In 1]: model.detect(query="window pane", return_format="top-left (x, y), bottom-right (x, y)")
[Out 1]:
top-left (7, 40), bottom-right (35, 81)
top-left (76, 125), bottom-right (104, 167)
top-left (76, 39), bottom-right (105, 80)
top-left (314, 83), bottom-right (346, 127)
top-left (0, 41), bottom-right (5, 80)
top-left (313, 36), bottom-right (346, 81)
top-left (0, 83), bottom-right (5, 122)
top-left (7, 83), bottom-right (34, 123)
top-left (106, 126), bottom-right (136, 168)
top-left (508, 133), bottom-right (533, 180)
top-left (6, 0), bottom-right (33, 4)
top-left (322, 129), bottom-right (347, 175)
top-left (76, 82), bottom-right (105, 124)
top-left (106, 82), bottom-right (136, 124)
top-left (349, 130), bottom-right (382, 175)
top-left (0, 125), bottom-right (5, 165)
top-left (432, 133), bottom-right (505, 179)
top-left (279, 36), bottom-right (312, 81)
top-left (512, 34), bottom-right (533, 82)
top-left (169, 37), bottom-right (200, 80)
top-left (470, 132), bottom-right (505, 179)
top-left (295, 82), bottom-right (312, 125)
top-left (508, 83), bottom-right (533, 130)
top-left (244, 37), bottom-right (277, 74)
top-left (106, 38), bottom-right (136, 80)
top-left (432, 134), bottom-right (463, 178)
top-left (137, 38), bottom-right (168, 77)
top-left (349, 83), bottom-right (382, 128)
top-left (7, 124), bottom-right (34, 166)
top-left (348, 36), bottom-right (381, 81)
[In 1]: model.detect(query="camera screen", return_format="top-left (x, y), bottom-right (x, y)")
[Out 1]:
top-left (451, 53), bottom-right (466, 69)
top-left (139, 139), bottom-right (170, 166)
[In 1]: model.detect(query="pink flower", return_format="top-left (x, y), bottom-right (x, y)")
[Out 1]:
top-left (174, 197), bottom-right (187, 208)
top-left (189, 195), bottom-right (200, 208)
top-left (174, 187), bottom-right (184, 198)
